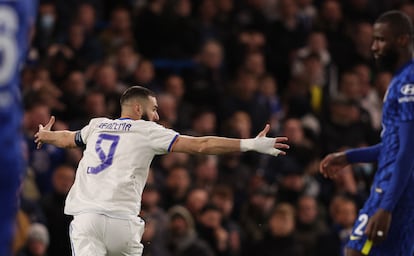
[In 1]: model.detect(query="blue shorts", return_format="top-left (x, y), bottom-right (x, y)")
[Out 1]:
top-left (347, 186), bottom-right (414, 255)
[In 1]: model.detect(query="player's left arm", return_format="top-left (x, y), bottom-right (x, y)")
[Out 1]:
top-left (171, 124), bottom-right (289, 156)
top-left (34, 116), bottom-right (78, 149)
top-left (366, 120), bottom-right (414, 244)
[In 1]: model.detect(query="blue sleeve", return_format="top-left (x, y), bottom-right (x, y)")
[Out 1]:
top-left (379, 121), bottom-right (414, 212)
top-left (345, 143), bottom-right (382, 163)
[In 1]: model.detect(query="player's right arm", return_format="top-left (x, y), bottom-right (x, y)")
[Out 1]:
top-left (320, 143), bottom-right (382, 178)
top-left (34, 116), bottom-right (77, 149)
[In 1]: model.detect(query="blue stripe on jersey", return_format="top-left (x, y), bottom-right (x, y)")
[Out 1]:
top-left (167, 134), bottom-right (179, 152)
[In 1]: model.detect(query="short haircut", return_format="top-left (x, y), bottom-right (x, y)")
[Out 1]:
top-left (376, 10), bottom-right (413, 38)
top-left (120, 86), bottom-right (155, 106)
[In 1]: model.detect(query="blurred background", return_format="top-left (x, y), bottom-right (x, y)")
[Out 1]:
top-left (15, 0), bottom-right (407, 255)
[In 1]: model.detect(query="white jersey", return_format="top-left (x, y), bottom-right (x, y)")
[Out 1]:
top-left (64, 118), bottom-right (179, 219)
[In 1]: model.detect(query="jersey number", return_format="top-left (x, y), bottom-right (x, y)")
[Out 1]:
top-left (87, 134), bottom-right (120, 174)
top-left (354, 214), bottom-right (369, 236)
top-left (0, 6), bottom-right (18, 85)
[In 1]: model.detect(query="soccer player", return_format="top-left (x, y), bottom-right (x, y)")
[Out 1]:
top-left (0, 1), bottom-right (37, 255)
top-left (34, 85), bottom-right (289, 256)
top-left (320, 11), bottom-right (414, 256)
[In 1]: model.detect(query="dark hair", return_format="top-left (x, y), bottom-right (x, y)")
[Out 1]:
top-left (120, 86), bottom-right (155, 106)
top-left (376, 10), bottom-right (413, 38)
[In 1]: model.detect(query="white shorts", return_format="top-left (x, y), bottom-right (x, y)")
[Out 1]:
top-left (69, 213), bottom-right (145, 256)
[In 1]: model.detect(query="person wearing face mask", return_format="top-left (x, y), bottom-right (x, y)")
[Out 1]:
top-left (33, 2), bottom-right (59, 55)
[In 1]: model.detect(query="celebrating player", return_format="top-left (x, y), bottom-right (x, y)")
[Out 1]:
top-left (320, 11), bottom-right (414, 256)
top-left (34, 85), bottom-right (289, 256)
top-left (0, 1), bottom-right (37, 255)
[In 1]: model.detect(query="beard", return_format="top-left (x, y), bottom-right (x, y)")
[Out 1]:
top-left (375, 48), bottom-right (399, 72)
top-left (141, 112), bottom-right (150, 121)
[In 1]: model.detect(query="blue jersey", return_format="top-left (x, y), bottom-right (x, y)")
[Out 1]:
top-left (0, 0), bottom-right (37, 147)
top-left (0, 1), bottom-right (37, 256)
top-left (374, 61), bottom-right (414, 189)
top-left (347, 60), bottom-right (414, 255)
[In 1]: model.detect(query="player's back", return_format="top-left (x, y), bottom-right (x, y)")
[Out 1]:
top-left (65, 118), bottom-right (178, 219)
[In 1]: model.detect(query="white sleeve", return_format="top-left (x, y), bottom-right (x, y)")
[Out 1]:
top-left (80, 118), bottom-right (102, 144)
top-left (148, 123), bottom-right (179, 155)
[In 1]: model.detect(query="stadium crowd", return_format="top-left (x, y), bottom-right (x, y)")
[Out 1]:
top-left (14, 0), bottom-right (411, 255)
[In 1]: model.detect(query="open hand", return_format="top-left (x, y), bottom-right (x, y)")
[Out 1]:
top-left (256, 124), bottom-right (289, 156)
top-left (34, 116), bottom-right (55, 149)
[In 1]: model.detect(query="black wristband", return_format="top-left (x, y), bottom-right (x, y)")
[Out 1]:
top-left (74, 130), bottom-right (85, 147)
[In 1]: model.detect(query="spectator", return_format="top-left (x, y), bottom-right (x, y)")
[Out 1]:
top-left (40, 165), bottom-right (75, 256)
top-left (33, 1), bottom-right (63, 55)
top-left (239, 185), bottom-right (276, 243)
top-left (93, 63), bottom-right (125, 117)
top-left (16, 223), bottom-right (49, 256)
top-left (23, 103), bottom-right (66, 195)
top-left (320, 95), bottom-right (377, 155)
top-left (75, 3), bottom-right (98, 35)
top-left (134, 0), bottom-right (168, 58)
top-left (140, 184), bottom-right (169, 256)
top-left (353, 63), bottom-right (382, 131)
top-left (193, 155), bottom-right (219, 192)
top-left (59, 70), bottom-right (87, 123)
top-left (185, 187), bottom-right (209, 218)
top-left (163, 74), bottom-right (193, 131)
top-left (245, 203), bottom-right (305, 256)
top-left (196, 0), bottom-right (219, 43)
top-left (112, 43), bottom-right (139, 84)
top-left (223, 72), bottom-right (269, 135)
top-left (276, 158), bottom-right (319, 205)
top-left (211, 185), bottom-right (242, 256)
top-left (100, 6), bottom-right (135, 55)
top-left (167, 206), bottom-right (214, 256)
top-left (157, 93), bottom-right (178, 128)
top-left (133, 59), bottom-right (160, 92)
top-left (196, 204), bottom-right (230, 256)
top-left (316, 195), bottom-right (358, 256)
top-left (267, 0), bottom-right (308, 89)
top-left (162, 0), bottom-right (200, 58)
top-left (257, 74), bottom-right (284, 134)
top-left (295, 195), bottom-right (328, 256)
top-left (187, 109), bottom-right (217, 136)
top-left (161, 165), bottom-right (192, 210)
top-left (184, 40), bottom-right (226, 110)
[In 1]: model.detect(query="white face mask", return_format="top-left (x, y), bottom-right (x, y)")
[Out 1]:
top-left (41, 14), bottom-right (55, 30)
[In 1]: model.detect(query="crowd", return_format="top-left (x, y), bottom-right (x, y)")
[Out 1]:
top-left (14, 0), bottom-right (410, 255)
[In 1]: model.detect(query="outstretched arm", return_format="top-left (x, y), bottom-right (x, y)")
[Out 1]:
top-left (34, 116), bottom-right (77, 149)
top-left (171, 124), bottom-right (289, 156)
